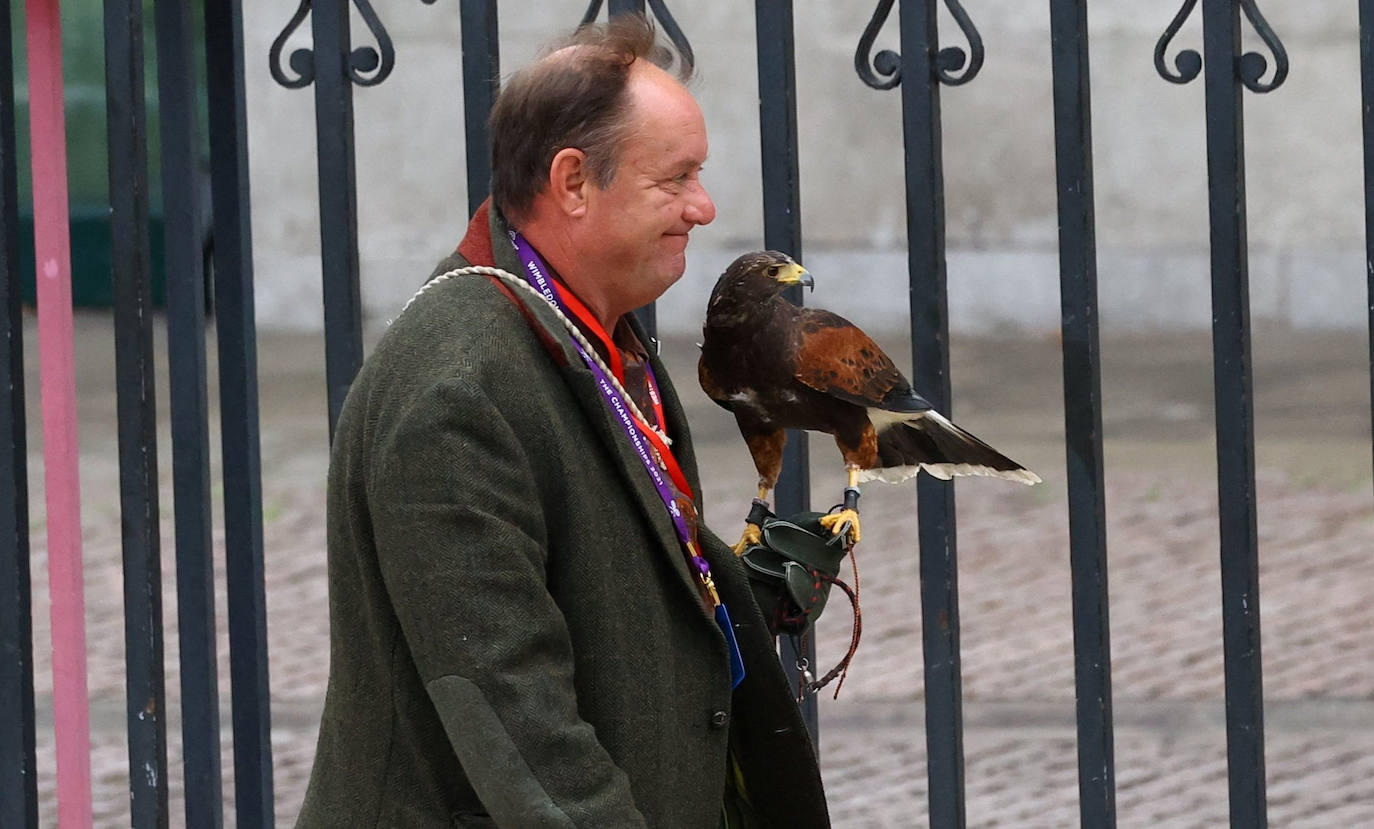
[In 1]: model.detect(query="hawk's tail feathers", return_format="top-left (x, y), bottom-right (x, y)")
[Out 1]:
top-left (863, 409), bottom-right (1041, 486)
top-left (857, 462), bottom-right (1041, 486)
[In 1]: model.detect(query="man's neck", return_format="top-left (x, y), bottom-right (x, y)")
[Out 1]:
top-left (516, 223), bottom-right (620, 332)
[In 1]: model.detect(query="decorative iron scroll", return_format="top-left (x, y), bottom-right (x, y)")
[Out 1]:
top-left (268, 0), bottom-right (314, 88)
top-left (580, 0), bottom-right (695, 72)
top-left (855, 0), bottom-right (984, 90)
top-left (855, 0), bottom-right (901, 89)
top-left (1154, 0), bottom-right (1201, 84)
top-left (1237, 0), bottom-right (1288, 93)
top-left (270, 0), bottom-right (437, 89)
top-left (1154, 0), bottom-right (1288, 93)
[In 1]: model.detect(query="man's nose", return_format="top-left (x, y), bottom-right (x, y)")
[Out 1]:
top-left (685, 183), bottom-right (716, 227)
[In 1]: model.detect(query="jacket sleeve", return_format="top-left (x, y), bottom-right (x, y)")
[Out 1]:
top-left (367, 377), bottom-right (648, 829)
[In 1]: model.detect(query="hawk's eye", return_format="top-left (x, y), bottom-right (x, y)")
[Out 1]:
top-left (767, 265), bottom-right (780, 277)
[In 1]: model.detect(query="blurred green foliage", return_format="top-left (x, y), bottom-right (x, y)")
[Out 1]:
top-left (9, 0), bottom-right (213, 209)
top-left (9, 2), bottom-right (210, 304)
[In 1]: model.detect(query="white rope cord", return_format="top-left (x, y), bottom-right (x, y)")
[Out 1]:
top-left (397, 265), bottom-right (672, 445)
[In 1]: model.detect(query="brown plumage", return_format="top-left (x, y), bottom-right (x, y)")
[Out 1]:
top-left (699, 250), bottom-right (1039, 546)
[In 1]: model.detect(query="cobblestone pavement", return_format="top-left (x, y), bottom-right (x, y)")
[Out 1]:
top-left (18, 316), bottom-right (1374, 826)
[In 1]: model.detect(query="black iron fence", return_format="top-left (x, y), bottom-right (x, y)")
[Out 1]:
top-left (1, 1), bottom-right (1366, 827)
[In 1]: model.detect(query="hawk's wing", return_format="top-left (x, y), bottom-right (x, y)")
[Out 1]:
top-left (697, 353), bottom-right (733, 412)
top-left (791, 309), bottom-right (931, 413)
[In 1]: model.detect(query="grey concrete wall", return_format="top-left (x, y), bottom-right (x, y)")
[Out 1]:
top-left (244, 2), bottom-right (1368, 335)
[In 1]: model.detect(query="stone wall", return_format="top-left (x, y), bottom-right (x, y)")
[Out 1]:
top-left (245, 2), bottom-right (1367, 335)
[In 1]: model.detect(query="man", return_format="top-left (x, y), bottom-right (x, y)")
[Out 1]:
top-left (296, 16), bottom-right (829, 829)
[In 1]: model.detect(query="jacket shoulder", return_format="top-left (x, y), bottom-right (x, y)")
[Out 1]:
top-left (378, 266), bottom-right (546, 376)
top-left (333, 259), bottom-right (569, 449)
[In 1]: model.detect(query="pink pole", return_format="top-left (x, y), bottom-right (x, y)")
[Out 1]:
top-left (26, 0), bottom-right (93, 825)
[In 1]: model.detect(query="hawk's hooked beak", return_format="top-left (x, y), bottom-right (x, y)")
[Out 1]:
top-left (776, 263), bottom-right (814, 292)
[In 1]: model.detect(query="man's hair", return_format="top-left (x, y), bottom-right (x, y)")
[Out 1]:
top-left (488, 14), bottom-right (691, 224)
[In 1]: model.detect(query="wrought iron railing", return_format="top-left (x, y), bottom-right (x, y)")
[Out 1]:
top-left (1153, 2), bottom-right (1288, 826)
top-left (856, 2), bottom-right (986, 823)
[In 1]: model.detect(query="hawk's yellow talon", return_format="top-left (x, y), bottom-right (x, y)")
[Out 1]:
top-left (819, 509), bottom-right (861, 546)
top-left (732, 522), bottom-right (763, 556)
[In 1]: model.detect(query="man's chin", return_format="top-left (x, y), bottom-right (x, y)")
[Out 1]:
top-left (663, 256), bottom-right (689, 289)
top-left (638, 262), bottom-right (687, 307)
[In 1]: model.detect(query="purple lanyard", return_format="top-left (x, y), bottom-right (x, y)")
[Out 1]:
top-left (508, 230), bottom-right (720, 607)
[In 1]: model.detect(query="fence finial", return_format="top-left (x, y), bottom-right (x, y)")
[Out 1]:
top-left (580, 0), bottom-right (695, 73)
top-left (855, 0), bottom-right (984, 91)
top-left (1155, 0), bottom-right (1288, 93)
top-left (270, 0), bottom-right (437, 90)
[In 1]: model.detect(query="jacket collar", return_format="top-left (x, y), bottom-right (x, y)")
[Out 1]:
top-left (455, 199), bottom-right (496, 269)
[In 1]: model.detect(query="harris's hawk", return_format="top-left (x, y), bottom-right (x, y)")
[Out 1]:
top-left (698, 250), bottom-right (1041, 553)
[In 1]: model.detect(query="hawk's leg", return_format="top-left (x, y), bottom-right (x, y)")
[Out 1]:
top-left (821, 423), bottom-right (875, 546)
top-left (733, 495), bottom-right (773, 555)
top-left (735, 429), bottom-right (786, 555)
top-left (819, 466), bottom-right (862, 546)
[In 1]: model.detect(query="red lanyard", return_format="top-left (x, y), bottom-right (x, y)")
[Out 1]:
top-left (549, 278), bottom-right (691, 500)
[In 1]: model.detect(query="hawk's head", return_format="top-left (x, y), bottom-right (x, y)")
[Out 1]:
top-left (706, 250), bottom-right (813, 324)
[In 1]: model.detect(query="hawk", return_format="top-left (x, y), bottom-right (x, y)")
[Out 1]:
top-left (698, 250), bottom-right (1041, 553)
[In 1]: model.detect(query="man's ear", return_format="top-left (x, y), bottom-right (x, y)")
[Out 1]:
top-left (548, 148), bottom-right (589, 218)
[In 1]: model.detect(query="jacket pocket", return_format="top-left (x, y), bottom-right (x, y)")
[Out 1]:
top-left (451, 812), bottom-right (497, 829)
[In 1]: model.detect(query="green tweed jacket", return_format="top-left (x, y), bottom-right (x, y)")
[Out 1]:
top-left (295, 208), bottom-right (829, 828)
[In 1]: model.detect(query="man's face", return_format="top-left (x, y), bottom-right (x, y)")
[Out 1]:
top-left (581, 62), bottom-right (716, 312)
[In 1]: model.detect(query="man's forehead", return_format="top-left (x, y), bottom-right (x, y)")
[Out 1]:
top-left (625, 62), bottom-right (703, 130)
top-left (622, 112), bottom-right (708, 173)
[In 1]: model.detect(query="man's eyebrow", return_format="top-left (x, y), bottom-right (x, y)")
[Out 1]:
top-left (672, 156), bottom-right (707, 174)
top-left (650, 152), bottom-right (706, 180)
